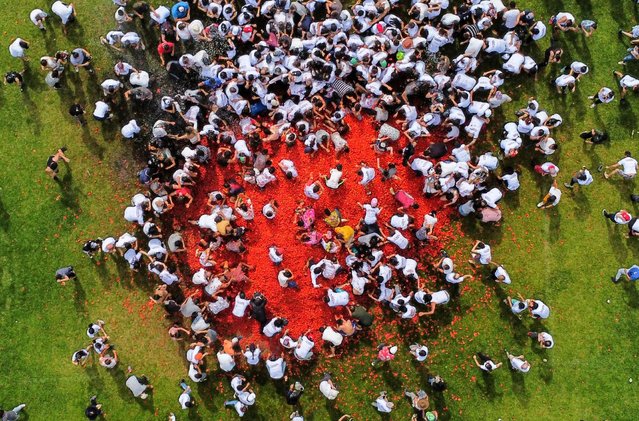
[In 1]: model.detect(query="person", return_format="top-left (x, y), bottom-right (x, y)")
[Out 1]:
top-left (580, 19), bottom-right (597, 37)
top-left (611, 265), bottom-right (639, 283)
top-left (45, 147), bottom-right (71, 181)
top-left (84, 396), bottom-right (103, 420)
top-left (285, 382), bottom-right (304, 405)
top-left (602, 209), bottom-right (632, 225)
top-left (125, 368), bottom-right (153, 399)
top-left (564, 167), bottom-right (593, 190)
top-left (178, 381), bottom-right (195, 409)
top-left (409, 344), bottom-right (429, 362)
top-left (223, 399), bottom-right (248, 417)
top-left (505, 351), bottom-right (531, 373)
top-left (588, 87), bottom-right (614, 108)
top-left (51, 1), bottom-right (76, 34)
top-left (405, 389), bottom-right (430, 416)
top-left (529, 299), bottom-right (551, 319)
top-left (371, 391), bottom-right (394, 413)
top-left (371, 344), bottom-right (397, 366)
top-left (469, 241), bottom-right (492, 266)
top-left (69, 103), bottom-right (87, 126)
top-left (473, 353), bottom-right (502, 372)
top-left (605, 151), bottom-right (638, 179)
top-left (55, 265), bottom-right (76, 285)
top-left (8, 38), bottom-right (29, 60)
top-left (4, 71), bottom-right (24, 91)
top-left (0, 404), bottom-right (26, 421)
top-left (580, 128), bottom-right (608, 145)
top-left (30, 9), bottom-right (48, 30)
top-left (318, 373), bottom-right (339, 400)
top-left (537, 180), bottom-right (562, 209)
top-left (528, 331), bottom-right (555, 349)
top-left (504, 295), bottom-right (528, 316)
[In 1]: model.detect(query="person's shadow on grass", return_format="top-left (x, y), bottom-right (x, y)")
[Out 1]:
top-left (475, 371), bottom-right (497, 400)
top-left (72, 277), bottom-right (87, 314)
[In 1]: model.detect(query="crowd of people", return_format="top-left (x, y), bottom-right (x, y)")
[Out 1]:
top-left (9, 0), bottom-right (638, 418)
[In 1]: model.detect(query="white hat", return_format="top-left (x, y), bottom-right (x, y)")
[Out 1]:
top-left (389, 346), bottom-right (398, 354)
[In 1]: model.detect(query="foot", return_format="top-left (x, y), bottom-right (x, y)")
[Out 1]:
top-left (602, 209), bottom-right (608, 217)
top-left (564, 182), bottom-right (573, 189)
top-left (536, 202), bottom-right (544, 208)
top-left (590, 103), bottom-right (596, 108)
top-left (612, 276), bottom-right (620, 283)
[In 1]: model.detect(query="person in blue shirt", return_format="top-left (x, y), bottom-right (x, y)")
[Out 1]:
top-left (612, 265), bottom-right (639, 283)
top-left (171, 1), bottom-right (190, 21)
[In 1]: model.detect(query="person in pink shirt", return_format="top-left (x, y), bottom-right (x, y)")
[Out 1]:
top-left (371, 344), bottom-right (398, 366)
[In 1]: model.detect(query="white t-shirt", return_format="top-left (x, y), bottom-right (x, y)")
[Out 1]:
top-left (494, 265), bottom-right (512, 284)
top-left (244, 348), bottom-right (261, 365)
top-left (510, 357), bottom-right (530, 373)
top-left (52, 1), bottom-right (74, 24)
top-left (9, 39), bottom-right (26, 58)
top-left (319, 380), bottom-right (339, 400)
top-left (94, 101), bottom-right (110, 119)
top-left (321, 327), bottom-right (344, 346)
top-left (327, 289), bottom-right (349, 307)
top-left (232, 295), bottom-right (251, 317)
top-left (618, 157), bottom-right (638, 177)
top-left (266, 358), bottom-right (286, 379)
top-left (217, 352), bottom-right (236, 372)
top-left (262, 319), bottom-right (282, 337)
top-left (121, 120), bottom-right (140, 138)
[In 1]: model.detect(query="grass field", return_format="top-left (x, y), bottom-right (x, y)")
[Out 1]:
top-left (2, 0), bottom-right (639, 420)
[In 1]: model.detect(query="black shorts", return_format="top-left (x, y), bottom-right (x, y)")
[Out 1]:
top-left (47, 156), bottom-right (58, 171)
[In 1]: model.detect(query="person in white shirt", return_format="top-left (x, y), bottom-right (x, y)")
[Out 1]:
top-left (243, 344), bottom-right (261, 366)
top-left (319, 373), bottom-right (339, 400)
top-left (529, 299), bottom-right (551, 319)
top-left (30, 9), bottom-right (48, 30)
top-left (51, 1), bottom-right (76, 32)
top-left (491, 263), bottom-right (512, 284)
top-left (564, 166), bottom-right (593, 190)
top-left (178, 382), bottom-right (195, 409)
top-left (216, 349), bottom-right (236, 372)
top-left (506, 351), bottom-right (531, 373)
top-left (360, 198), bottom-right (381, 225)
top-left (93, 101), bottom-right (111, 121)
top-left (263, 317), bottom-right (286, 337)
top-left (358, 162), bottom-right (376, 194)
top-left (232, 292), bottom-right (251, 317)
top-left (371, 391), bottom-right (394, 413)
top-left (528, 331), bottom-right (555, 348)
top-left (324, 288), bottom-right (349, 307)
top-left (294, 331), bottom-right (315, 360)
top-left (324, 164), bottom-right (345, 189)
top-left (320, 326), bottom-right (343, 356)
top-left (278, 159), bottom-right (298, 179)
top-left (8, 38), bottom-right (29, 59)
top-left (265, 354), bottom-right (287, 379)
top-left (615, 71), bottom-right (639, 101)
top-left (537, 180), bottom-right (562, 209)
top-left (121, 119), bottom-right (141, 139)
top-left (470, 240), bottom-right (491, 265)
top-left (498, 169), bottom-right (520, 191)
top-left (605, 151), bottom-right (638, 179)
top-left (588, 86), bottom-right (614, 108)
top-left (409, 343), bottom-right (429, 362)
top-left (554, 74), bottom-right (576, 93)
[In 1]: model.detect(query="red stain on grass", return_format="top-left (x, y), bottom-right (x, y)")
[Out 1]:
top-left (162, 115), bottom-right (458, 348)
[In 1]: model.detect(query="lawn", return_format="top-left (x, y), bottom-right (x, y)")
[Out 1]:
top-left (1, 0), bottom-right (639, 420)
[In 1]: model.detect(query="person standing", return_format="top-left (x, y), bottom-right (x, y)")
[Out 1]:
top-left (45, 147), bottom-right (70, 181)
top-left (69, 103), bottom-right (86, 126)
top-left (473, 352), bottom-right (502, 372)
top-left (371, 344), bottom-right (397, 367)
top-left (84, 396), bottom-right (103, 420)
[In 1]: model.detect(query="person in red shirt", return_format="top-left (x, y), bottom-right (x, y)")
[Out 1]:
top-left (157, 40), bottom-right (174, 66)
top-left (371, 344), bottom-right (397, 366)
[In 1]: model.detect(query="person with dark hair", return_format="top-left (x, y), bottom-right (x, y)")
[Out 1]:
top-left (55, 265), bottom-right (76, 285)
top-left (4, 71), bottom-right (24, 91)
top-left (528, 331), bottom-right (554, 349)
top-left (473, 352), bottom-right (502, 372)
top-left (84, 396), bottom-right (102, 420)
top-left (178, 380), bottom-right (195, 409)
top-left (537, 179), bottom-right (562, 209)
top-left (604, 151), bottom-right (638, 179)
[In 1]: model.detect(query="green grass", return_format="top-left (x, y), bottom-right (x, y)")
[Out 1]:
top-left (3, 0), bottom-right (639, 420)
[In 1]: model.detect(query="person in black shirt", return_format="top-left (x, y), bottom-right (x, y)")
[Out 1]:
top-left (46, 147), bottom-right (70, 181)
top-left (4, 71), bottom-right (24, 91)
top-left (84, 396), bottom-right (103, 420)
top-left (424, 142), bottom-right (447, 159)
top-left (69, 103), bottom-right (86, 126)
top-left (285, 382), bottom-right (304, 405)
